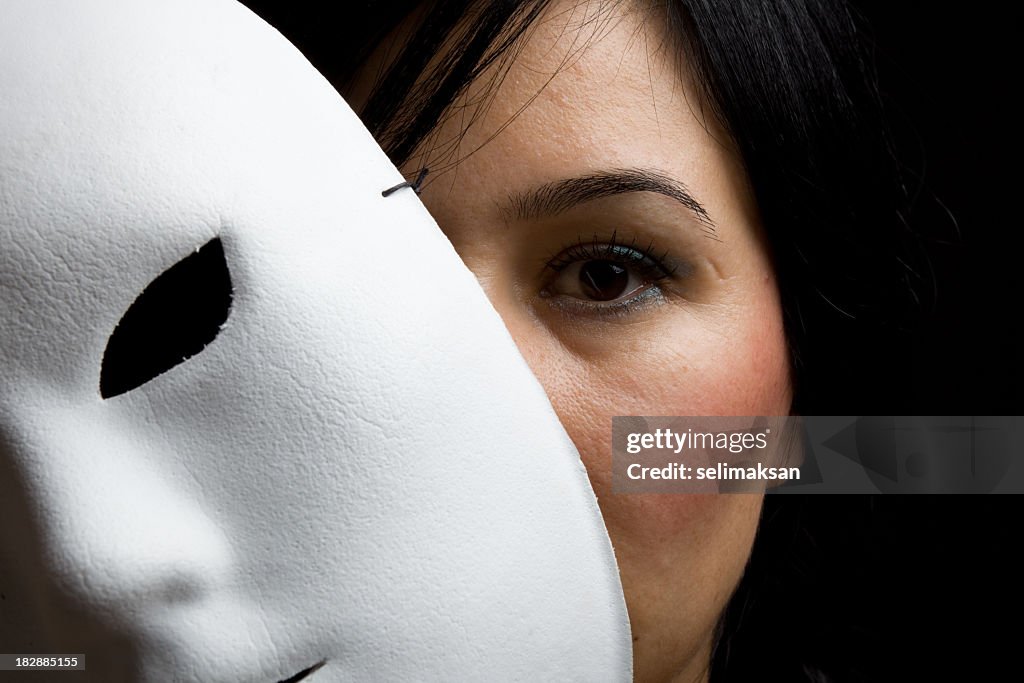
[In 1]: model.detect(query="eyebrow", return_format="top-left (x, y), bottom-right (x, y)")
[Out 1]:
top-left (504, 168), bottom-right (716, 234)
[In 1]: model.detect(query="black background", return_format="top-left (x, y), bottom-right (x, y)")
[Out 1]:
top-left (716, 3), bottom-right (1021, 677)
top-left (843, 4), bottom-right (1019, 678)
top-left (854, 1), bottom-right (1021, 415)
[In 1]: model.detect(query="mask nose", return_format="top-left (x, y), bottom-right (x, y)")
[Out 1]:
top-left (0, 404), bottom-right (233, 638)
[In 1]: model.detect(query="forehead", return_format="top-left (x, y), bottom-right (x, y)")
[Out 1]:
top-left (0, 0), bottom-right (393, 238)
top-left (0, 0), bottom-right (404, 385)
top-left (358, 0), bottom-right (746, 226)
top-left (1, 0), bottom-right (361, 201)
top-left (458, 4), bottom-right (699, 180)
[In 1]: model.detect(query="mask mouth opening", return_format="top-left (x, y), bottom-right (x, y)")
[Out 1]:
top-left (278, 659), bottom-right (326, 683)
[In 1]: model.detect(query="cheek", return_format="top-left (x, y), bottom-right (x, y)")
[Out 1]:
top-left (533, 285), bottom-right (791, 538)
top-left (523, 293), bottom-right (786, 674)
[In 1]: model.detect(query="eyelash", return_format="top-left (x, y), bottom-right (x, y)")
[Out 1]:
top-left (546, 233), bottom-right (676, 276)
top-left (541, 231), bottom-right (679, 314)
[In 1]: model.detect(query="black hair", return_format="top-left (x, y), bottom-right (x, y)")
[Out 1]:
top-left (243, 1), bottom-right (936, 680)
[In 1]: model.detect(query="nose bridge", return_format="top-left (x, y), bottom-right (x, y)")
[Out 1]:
top-left (0, 400), bottom-right (233, 622)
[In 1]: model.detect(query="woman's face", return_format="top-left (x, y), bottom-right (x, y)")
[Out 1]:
top-left (352, 2), bottom-right (792, 680)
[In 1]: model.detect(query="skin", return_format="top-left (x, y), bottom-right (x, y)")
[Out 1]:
top-left (350, 2), bottom-right (793, 680)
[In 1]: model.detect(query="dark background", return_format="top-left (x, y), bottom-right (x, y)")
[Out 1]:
top-left (708, 1), bottom-right (1024, 672)
top-left (246, 2), bottom-right (1020, 681)
top-left (853, 1), bottom-right (1020, 415)
top-left (774, 4), bottom-right (1019, 680)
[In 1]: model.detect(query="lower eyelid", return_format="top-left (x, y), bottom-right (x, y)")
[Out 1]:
top-left (543, 284), bottom-right (668, 319)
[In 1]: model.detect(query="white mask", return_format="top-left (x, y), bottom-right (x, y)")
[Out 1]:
top-left (0, 1), bottom-right (631, 680)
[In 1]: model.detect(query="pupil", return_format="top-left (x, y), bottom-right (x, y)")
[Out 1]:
top-left (580, 260), bottom-right (629, 301)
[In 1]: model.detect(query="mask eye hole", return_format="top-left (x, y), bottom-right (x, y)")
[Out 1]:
top-left (100, 238), bottom-right (233, 399)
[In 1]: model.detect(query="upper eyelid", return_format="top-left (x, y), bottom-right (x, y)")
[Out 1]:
top-left (542, 234), bottom-right (680, 276)
top-left (546, 247), bottom-right (675, 279)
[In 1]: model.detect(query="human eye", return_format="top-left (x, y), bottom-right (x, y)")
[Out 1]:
top-left (539, 231), bottom-right (683, 317)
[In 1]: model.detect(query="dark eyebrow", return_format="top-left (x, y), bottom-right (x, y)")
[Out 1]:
top-left (504, 168), bottom-right (716, 233)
